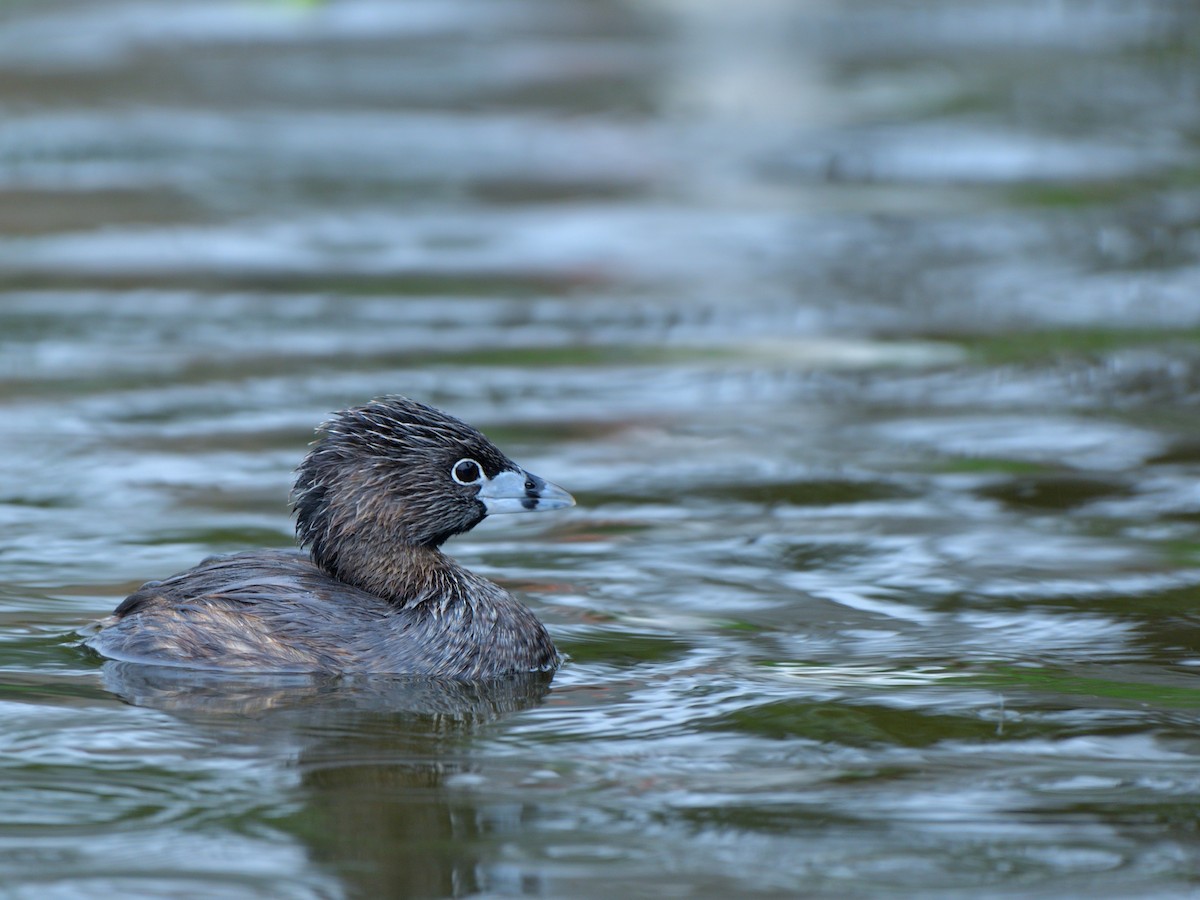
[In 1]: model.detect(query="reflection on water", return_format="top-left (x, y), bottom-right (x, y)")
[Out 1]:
top-left (100, 663), bottom-right (553, 897)
top-left (99, 661), bottom-right (554, 719)
top-left (1, 0), bottom-right (1200, 896)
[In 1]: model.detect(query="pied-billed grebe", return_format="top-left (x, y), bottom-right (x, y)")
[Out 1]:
top-left (85, 396), bottom-right (574, 678)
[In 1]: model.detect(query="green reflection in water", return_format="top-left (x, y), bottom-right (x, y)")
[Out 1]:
top-left (557, 630), bottom-right (690, 665)
top-left (959, 327), bottom-right (1200, 365)
top-left (970, 665), bottom-right (1200, 709)
top-left (711, 699), bottom-right (1030, 747)
top-left (934, 457), bottom-right (1058, 476)
top-left (976, 476), bottom-right (1132, 511)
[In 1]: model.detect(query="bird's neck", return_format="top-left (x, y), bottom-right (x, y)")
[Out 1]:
top-left (322, 541), bottom-right (473, 609)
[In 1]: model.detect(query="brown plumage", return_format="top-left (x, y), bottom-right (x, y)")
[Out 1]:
top-left (85, 397), bottom-right (574, 677)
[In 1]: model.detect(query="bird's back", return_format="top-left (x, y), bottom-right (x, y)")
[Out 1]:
top-left (86, 549), bottom-right (558, 677)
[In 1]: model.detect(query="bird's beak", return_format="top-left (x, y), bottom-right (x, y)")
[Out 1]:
top-left (477, 469), bottom-right (576, 514)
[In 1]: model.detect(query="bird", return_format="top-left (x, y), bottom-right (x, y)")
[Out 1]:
top-left (85, 396), bottom-right (574, 678)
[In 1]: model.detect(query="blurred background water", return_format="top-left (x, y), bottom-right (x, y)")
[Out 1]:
top-left (2, 0), bottom-right (1200, 896)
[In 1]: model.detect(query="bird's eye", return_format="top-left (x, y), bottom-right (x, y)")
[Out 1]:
top-left (452, 458), bottom-right (484, 485)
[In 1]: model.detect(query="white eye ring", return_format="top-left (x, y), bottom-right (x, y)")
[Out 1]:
top-left (451, 458), bottom-right (484, 485)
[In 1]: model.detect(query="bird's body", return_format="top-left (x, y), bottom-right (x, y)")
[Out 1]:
top-left (84, 397), bottom-right (573, 677)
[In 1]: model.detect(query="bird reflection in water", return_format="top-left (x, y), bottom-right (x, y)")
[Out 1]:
top-left (100, 661), bottom-right (554, 897)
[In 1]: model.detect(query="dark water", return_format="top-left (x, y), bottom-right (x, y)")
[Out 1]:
top-left (3, 0), bottom-right (1200, 896)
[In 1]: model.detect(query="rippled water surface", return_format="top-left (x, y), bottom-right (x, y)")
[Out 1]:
top-left (3, 1), bottom-right (1200, 897)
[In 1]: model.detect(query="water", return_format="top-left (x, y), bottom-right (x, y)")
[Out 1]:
top-left (2, 0), bottom-right (1200, 896)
